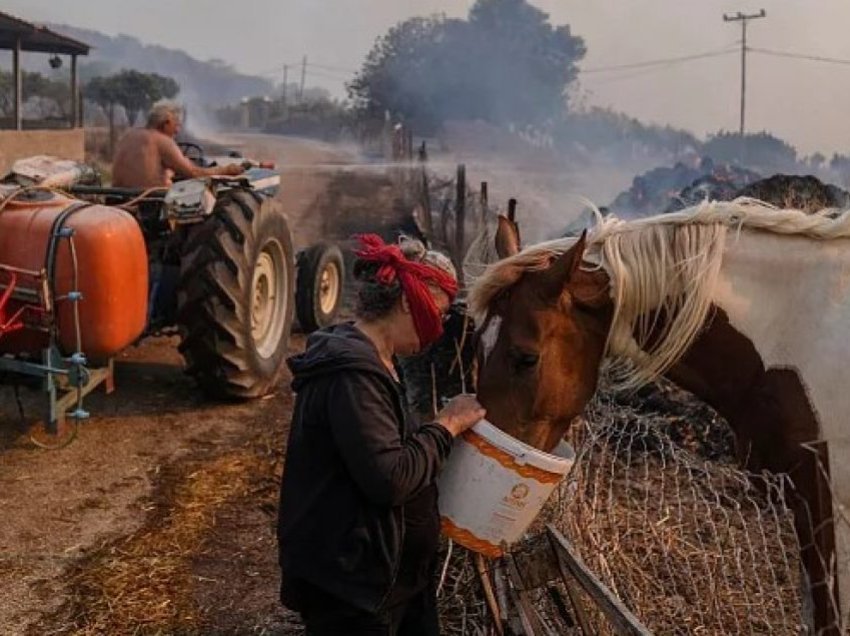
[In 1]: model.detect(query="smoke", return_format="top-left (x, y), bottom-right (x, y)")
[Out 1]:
top-left (432, 109), bottom-right (723, 243)
top-left (434, 120), bottom-right (659, 243)
top-left (179, 88), bottom-right (228, 144)
top-left (350, 3), bottom-right (712, 241)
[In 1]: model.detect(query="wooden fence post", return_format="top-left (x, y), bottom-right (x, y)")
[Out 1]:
top-left (415, 141), bottom-right (432, 240)
top-left (455, 164), bottom-right (466, 287)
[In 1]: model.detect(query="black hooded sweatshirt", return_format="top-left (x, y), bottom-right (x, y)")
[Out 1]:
top-left (277, 322), bottom-right (454, 613)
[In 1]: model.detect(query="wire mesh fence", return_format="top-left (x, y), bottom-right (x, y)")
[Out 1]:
top-left (434, 374), bottom-right (808, 635)
top-left (545, 380), bottom-right (805, 635)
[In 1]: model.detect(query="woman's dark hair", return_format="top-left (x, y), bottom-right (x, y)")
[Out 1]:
top-left (353, 259), bottom-right (403, 321)
top-left (353, 236), bottom-right (456, 321)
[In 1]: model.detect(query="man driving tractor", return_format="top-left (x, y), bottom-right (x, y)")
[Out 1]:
top-left (112, 102), bottom-right (244, 188)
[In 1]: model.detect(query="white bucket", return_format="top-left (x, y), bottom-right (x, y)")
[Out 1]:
top-left (437, 419), bottom-right (575, 557)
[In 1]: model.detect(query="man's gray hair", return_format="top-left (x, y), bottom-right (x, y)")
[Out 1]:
top-left (147, 101), bottom-right (182, 129)
top-left (398, 235), bottom-right (457, 280)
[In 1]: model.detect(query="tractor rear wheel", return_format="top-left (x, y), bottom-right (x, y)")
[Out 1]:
top-left (177, 189), bottom-right (294, 398)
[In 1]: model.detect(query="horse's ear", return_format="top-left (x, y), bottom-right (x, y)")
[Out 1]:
top-left (495, 215), bottom-right (521, 259)
top-left (569, 266), bottom-right (610, 309)
top-left (559, 231), bottom-right (609, 308)
top-left (541, 231), bottom-right (588, 298)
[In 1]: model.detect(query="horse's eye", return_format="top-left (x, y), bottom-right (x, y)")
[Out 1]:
top-left (510, 350), bottom-right (540, 372)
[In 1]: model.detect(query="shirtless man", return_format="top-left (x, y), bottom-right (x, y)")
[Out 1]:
top-left (112, 102), bottom-right (244, 188)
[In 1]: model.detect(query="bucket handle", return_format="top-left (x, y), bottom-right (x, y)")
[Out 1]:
top-left (463, 429), bottom-right (532, 465)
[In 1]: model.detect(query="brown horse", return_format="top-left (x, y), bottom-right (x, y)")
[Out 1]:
top-left (470, 203), bottom-right (850, 635)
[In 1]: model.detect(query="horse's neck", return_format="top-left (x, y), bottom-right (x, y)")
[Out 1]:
top-left (714, 230), bottom-right (850, 371)
top-left (709, 229), bottom-right (850, 628)
top-left (707, 230), bottom-right (850, 438)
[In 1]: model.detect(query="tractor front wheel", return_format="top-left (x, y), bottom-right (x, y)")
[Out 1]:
top-left (177, 190), bottom-right (294, 398)
top-left (295, 242), bottom-right (344, 333)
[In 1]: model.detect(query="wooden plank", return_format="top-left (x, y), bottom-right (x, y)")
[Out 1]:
top-left (493, 559), bottom-right (512, 629)
top-left (70, 54), bottom-right (79, 128)
top-left (474, 553), bottom-right (505, 636)
top-left (419, 165), bottom-right (433, 238)
top-left (512, 539), bottom-right (594, 634)
top-left (546, 525), bottom-right (653, 636)
top-left (13, 36), bottom-right (22, 130)
top-left (506, 552), bottom-right (558, 636)
top-left (513, 539), bottom-right (561, 589)
top-left (560, 570), bottom-right (595, 636)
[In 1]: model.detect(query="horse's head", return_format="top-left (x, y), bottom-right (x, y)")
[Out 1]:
top-left (474, 217), bottom-right (612, 451)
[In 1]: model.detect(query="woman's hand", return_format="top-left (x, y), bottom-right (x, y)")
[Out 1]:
top-left (436, 394), bottom-right (486, 437)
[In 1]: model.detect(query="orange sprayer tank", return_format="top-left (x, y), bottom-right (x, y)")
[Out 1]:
top-left (0, 192), bottom-right (148, 362)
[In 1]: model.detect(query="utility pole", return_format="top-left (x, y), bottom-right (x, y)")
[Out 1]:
top-left (282, 64), bottom-right (289, 105)
top-left (723, 9), bottom-right (766, 136)
top-left (299, 55), bottom-right (307, 103)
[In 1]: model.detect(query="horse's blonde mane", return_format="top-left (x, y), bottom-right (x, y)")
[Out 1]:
top-left (469, 197), bottom-right (850, 390)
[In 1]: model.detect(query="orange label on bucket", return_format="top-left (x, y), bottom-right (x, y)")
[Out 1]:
top-left (460, 430), bottom-right (563, 485)
top-left (440, 516), bottom-right (503, 558)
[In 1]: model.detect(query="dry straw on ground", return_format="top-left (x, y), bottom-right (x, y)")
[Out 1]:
top-left (43, 451), bottom-right (255, 635)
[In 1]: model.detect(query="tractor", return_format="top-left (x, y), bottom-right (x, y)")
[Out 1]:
top-left (0, 144), bottom-right (344, 446)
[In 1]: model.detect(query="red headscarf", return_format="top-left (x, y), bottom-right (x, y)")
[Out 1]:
top-left (355, 234), bottom-right (458, 348)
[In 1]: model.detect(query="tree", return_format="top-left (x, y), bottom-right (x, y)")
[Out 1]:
top-left (554, 107), bottom-right (702, 163)
top-left (466, 0), bottom-right (585, 123)
top-left (807, 152), bottom-right (826, 172)
top-left (703, 131), bottom-right (798, 173)
top-left (348, 0), bottom-right (585, 133)
top-left (0, 70), bottom-right (70, 119)
top-left (85, 75), bottom-right (122, 153)
top-left (85, 70), bottom-right (180, 155)
top-left (112, 70), bottom-right (180, 126)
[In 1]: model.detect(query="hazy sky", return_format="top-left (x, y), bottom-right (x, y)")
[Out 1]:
top-left (6, 0), bottom-right (850, 155)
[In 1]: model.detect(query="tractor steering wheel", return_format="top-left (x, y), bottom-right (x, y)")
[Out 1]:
top-left (177, 141), bottom-right (205, 165)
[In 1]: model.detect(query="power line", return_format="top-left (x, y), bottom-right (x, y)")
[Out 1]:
top-left (253, 63), bottom-right (287, 77)
top-left (249, 45), bottom-right (850, 89)
top-left (750, 47), bottom-right (850, 66)
top-left (581, 48), bottom-right (737, 74)
top-left (253, 61), bottom-right (356, 82)
top-left (302, 66), bottom-right (354, 80)
top-left (582, 63), bottom-right (694, 86)
top-left (307, 61), bottom-right (359, 74)
top-left (307, 69), bottom-right (355, 83)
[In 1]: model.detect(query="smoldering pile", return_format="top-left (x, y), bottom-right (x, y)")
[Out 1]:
top-left (607, 159), bottom-right (850, 222)
top-left (607, 157), bottom-right (760, 219)
top-left (670, 172), bottom-right (850, 214)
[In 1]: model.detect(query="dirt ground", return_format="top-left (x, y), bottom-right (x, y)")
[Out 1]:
top-left (0, 135), bottom-right (365, 635)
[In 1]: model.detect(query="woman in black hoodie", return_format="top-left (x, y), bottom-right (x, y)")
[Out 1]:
top-left (277, 235), bottom-right (485, 636)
